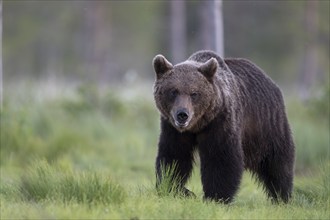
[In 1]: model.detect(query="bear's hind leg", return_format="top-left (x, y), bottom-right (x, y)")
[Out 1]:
top-left (257, 154), bottom-right (294, 203)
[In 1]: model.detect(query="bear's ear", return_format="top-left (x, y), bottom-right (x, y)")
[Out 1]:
top-left (198, 58), bottom-right (218, 81)
top-left (153, 55), bottom-right (173, 79)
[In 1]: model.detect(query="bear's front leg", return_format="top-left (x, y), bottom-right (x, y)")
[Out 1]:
top-left (156, 118), bottom-right (196, 197)
top-left (197, 120), bottom-right (244, 203)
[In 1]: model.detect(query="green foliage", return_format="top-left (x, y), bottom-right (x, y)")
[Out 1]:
top-left (309, 84), bottom-right (330, 119)
top-left (0, 83), bottom-right (159, 168)
top-left (293, 162), bottom-right (330, 208)
top-left (155, 162), bottom-right (187, 198)
top-left (20, 160), bottom-right (56, 201)
top-left (6, 160), bottom-right (126, 205)
top-left (285, 89), bottom-right (329, 172)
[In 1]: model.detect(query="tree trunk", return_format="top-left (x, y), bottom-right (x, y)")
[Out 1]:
top-left (199, 0), bottom-right (224, 57)
top-left (0, 0), bottom-right (2, 109)
top-left (83, 1), bottom-right (112, 83)
top-left (170, 0), bottom-right (186, 63)
top-left (199, 0), bottom-right (215, 51)
top-left (214, 0), bottom-right (224, 57)
top-left (299, 0), bottom-right (318, 99)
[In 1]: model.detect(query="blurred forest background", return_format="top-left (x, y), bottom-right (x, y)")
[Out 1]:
top-left (0, 1), bottom-right (330, 218)
top-left (1, 0), bottom-right (330, 174)
top-left (3, 0), bottom-right (329, 96)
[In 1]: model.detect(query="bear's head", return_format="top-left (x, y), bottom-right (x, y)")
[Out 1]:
top-left (153, 54), bottom-right (219, 132)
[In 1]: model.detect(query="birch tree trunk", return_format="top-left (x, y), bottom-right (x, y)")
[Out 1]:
top-left (214, 0), bottom-right (224, 57)
top-left (299, 0), bottom-right (319, 99)
top-left (200, 0), bottom-right (224, 57)
top-left (170, 0), bottom-right (186, 63)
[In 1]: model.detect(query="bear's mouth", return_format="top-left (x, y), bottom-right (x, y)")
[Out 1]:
top-left (174, 120), bottom-right (189, 128)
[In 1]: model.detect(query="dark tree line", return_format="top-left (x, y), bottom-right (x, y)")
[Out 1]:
top-left (2, 0), bottom-right (329, 97)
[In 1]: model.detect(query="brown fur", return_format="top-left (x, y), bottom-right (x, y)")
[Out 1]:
top-left (153, 50), bottom-right (295, 203)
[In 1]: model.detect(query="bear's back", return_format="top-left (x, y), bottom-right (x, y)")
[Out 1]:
top-left (188, 50), bottom-right (284, 112)
top-left (224, 58), bottom-right (284, 109)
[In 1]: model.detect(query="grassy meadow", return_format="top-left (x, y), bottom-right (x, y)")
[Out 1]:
top-left (1, 82), bottom-right (329, 219)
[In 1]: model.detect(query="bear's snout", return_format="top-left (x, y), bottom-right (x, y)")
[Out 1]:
top-left (176, 109), bottom-right (189, 124)
top-left (172, 108), bottom-right (191, 129)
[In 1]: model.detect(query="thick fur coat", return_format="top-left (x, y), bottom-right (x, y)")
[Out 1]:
top-left (153, 50), bottom-right (295, 203)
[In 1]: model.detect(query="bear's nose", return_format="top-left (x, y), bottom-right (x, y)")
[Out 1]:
top-left (176, 110), bottom-right (189, 123)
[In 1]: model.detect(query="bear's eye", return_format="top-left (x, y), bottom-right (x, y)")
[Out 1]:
top-left (190, 92), bottom-right (200, 101)
top-left (169, 90), bottom-right (178, 99)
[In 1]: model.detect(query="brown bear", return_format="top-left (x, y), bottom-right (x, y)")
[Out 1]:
top-left (152, 50), bottom-right (295, 203)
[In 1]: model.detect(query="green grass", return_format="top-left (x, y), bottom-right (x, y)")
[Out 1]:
top-left (12, 160), bottom-right (126, 205)
top-left (1, 162), bottom-right (329, 219)
top-left (1, 82), bottom-right (329, 219)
